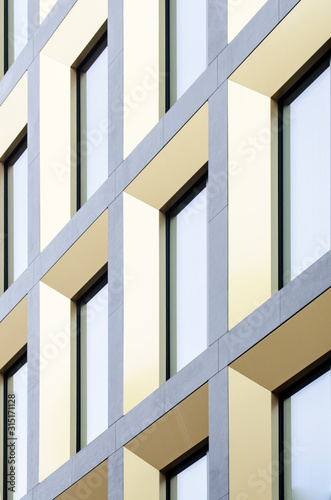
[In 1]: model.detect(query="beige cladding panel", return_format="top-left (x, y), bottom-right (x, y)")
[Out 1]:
top-left (229, 368), bottom-right (274, 500)
top-left (230, 0), bottom-right (331, 97)
top-left (39, 282), bottom-right (71, 481)
top-left (125, 103), bottom-right (208, 209)
top-left (41, 0), bottom-right (107, 66)
top-left (0, 297), bottom-right (27, 371)
top-left (126, 384), bottom-right (208, 471)
top-left (0, 73), bottom-right (27, 160)
top-left (41, 210), bottom-right (108, 299)
top-left (124, 449), bottom-right (161, 500)
top-left (123, 193), bottom-right (161, 414)
top-left (228, 81), bottom-right (272, 329)
top-left (123, 0), bottom-right (162, 158)
top-left (231, 288), bottom-right (331, 392)
top-left (40, 54), bottom-right (72, 250)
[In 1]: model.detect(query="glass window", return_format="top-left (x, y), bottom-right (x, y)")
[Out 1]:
top-left (166, 176), bottom-right (207, 378)
top-left (280, 57), bottom-right (331, 286)
top-left (167, 449), bottom-right (208, 500)
top-left (281, 364), bottom-right (331, 499)
top-left (77, 34), bottom-right (108, 208)
top-left (4, 356), bottom-right (28, 500)
top-left (167, 0), bottom-right (207, 109)
top-left (77, 274), bottom-right (108, 449)
top-left (4, 140), bottom-right (28, 289)
top-left (5, 0), bottom-right (29, 71)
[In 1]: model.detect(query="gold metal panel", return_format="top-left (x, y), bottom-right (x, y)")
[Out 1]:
top-left (41, 210), bottom-right (108, 299)
top-left (0, 297), bottom-right (27, 372)
top-left (123, 0), bottom-right (163, 158)
top-left (126, 384), bottom-right (208, 471)
top-left (228, 81), bottom-right (272, 329)
top-left (125, 104), bottom-right (208, 210)
top-left (123, 194), bottom-right (161, 413)
top-left (229, 368), bottom-right (273, 500)
top-left (40, 54), bottom-right (72, 250)
top-left (41, 0), bottom-right (107, 66)
top-left (56, 461), bottom-right (108, 500)
top-left (228, 0), bottom-right (267, 43)
top-left (0, 73), bottom-right (27, 160)
top-left (124, 450), bottom-right (161, 500)
top-left (230, 0), bottom-right (331, 97)
top-left (231, 288), bottom-right (331, 391)
top-left (39, 282), bottom-right (71, 481)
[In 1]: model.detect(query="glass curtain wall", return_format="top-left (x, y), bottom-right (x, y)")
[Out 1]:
top-left (166, 177), bottom-right (207, 377)
top-left (280, 58), bottom-right (331, 285)
top-left (77, 34), bottom-right (108, 208)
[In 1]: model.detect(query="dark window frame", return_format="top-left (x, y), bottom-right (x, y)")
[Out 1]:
top-left (165, 173), bottom-right (207, 380)
top-left (4, 0), bottom-right (9, 73)
top-left (3, 352), bottom-right (27, 500)
top-left (278, 359), bottom-right (331, 500)
top-left (165, 443), bottom-right (208, 500)
top-left (76, 32), bottom-right (108, 210)
top-left (75, 270), bottom-right (108, 452)
top-left (277, 52), bottom-right (331, 290)
top-left (3, 137), bottom-right (28, 291)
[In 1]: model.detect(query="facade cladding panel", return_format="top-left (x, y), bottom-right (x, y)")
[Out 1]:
top-left (0, 1), bottom-right (330, 499)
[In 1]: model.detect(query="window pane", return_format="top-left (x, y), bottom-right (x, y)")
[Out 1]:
top-left (171, 0), bottom-right (207, 104)
top-left (81, 284), bottom-right (108, 446)
top-left (284, 371), bottom-right (331, 499)
top-left (284, 66), bottom-right (330, 283)
top-left (175, 455), bottom-right (208, 500)
top-left (171, 187), bottom-right (207, 374)
top-left (8, 0), bottom-right (29, 66)
top-left (80, 46), bottom-right (108, 204)
top-left (8, 149), bottom-right (28, 286)
top-left (7, 363), bottom-right (28, 500)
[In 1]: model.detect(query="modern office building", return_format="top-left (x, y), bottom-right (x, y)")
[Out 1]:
top-left (0, 0), bottom-right (330, 499)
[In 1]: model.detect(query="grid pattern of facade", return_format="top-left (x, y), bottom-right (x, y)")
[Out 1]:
top-left (0, 0), bottom-right (330, 499)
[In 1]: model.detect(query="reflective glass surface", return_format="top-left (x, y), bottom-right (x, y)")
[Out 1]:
top-left (283, 370), bottom-right (331, 499)
top-left (283, 65), bottom-right (331, 283)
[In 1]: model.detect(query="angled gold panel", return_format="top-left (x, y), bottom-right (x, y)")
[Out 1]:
top-left (0, 297), bottom-right (27, 372)
top-left (41, 0), bottom-right (107, 67)
top-left (231, 288), bottom-right (331, 392)
top-left (0, 73), bottom-right (27, 160)
top-left (41, 210), bottom-right (108, 299)
top-left (126, 384), bottom-right (208, 471)
top-left (56, 461), bottom-right (108, 500)
top-left (125, 103), bottom-right (208, 209)
top-left (230, 0), bottom-right (331, 97)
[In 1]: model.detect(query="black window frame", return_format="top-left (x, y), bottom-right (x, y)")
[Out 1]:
top-left (278, 358), bottom-right (331, 500)
top-left (165, 173), bottom-right (208, 380)
top-left (3, 352), bottom-right (27, 500)
top-left (165, 443), bottom-right (208, 500)
top-left (278, 52), bottom-right (331, 290)
top-left (76, 32), bottom-right (108, 211)
top-left (4, 0), bottom-right (9, 73)
top-left (3, 137), bottom-right (28, 291)
top-left (75, 270), bottom-right (108, 452)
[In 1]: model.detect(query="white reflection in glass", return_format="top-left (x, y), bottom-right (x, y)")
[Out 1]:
top-left (84, 284), bottom-right (108, 445)
top-left (288, 371), bottom-right (331, 499)
top-left (289, 67), bottom-right (330, 280)
top-left (176, 187), bottom-right (207, 372)
top-left (176, 0), bottom-right (206, 100)
top-left (8, 363), bottom-right (28, 500)
top-left (12, 149), bottom-right (28, 282)
top-left (85, 47), bottom-right (108, 200)
top-left (177, 455), bottom-right (208, 500)
top-left (8, 0), bottom-right (29, 64)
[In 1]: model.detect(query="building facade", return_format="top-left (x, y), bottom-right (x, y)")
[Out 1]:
top-left (0, 0), bottom-right (330, 499)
